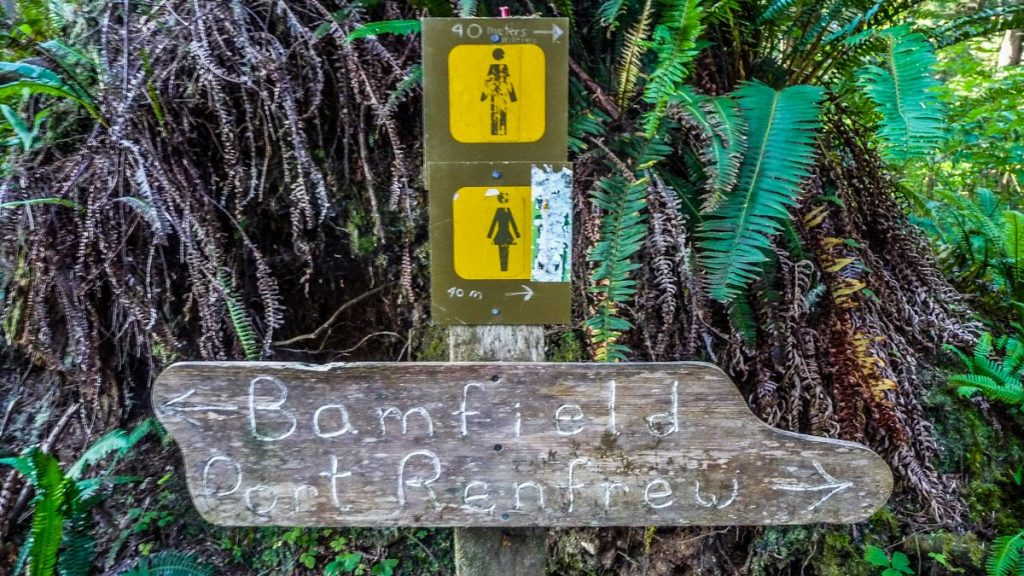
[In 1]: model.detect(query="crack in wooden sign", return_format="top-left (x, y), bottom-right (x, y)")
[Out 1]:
top-left (153, 362), bottom-right (892, 527)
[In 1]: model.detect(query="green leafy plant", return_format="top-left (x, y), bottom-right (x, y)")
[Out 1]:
top-left (857, 25), bottom-right (945, 163)
top-left (947, 333), bottom-right (1024, 408)
top-left (987, 531), bottom-right (1024, 576)
top-left (864, 545), bottom-right (915, 575)
top-left (0, 419), bottom-right (155, 576)
top-left (119, 551), bottom-right (213, 576)
top-left (698, 81), bottom-right (824, 302)
top-left (344, 20), bottom-right (421, 43)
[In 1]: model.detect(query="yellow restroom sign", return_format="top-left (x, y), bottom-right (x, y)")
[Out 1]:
top-left (453, 186), bottom-right (532, 279)
top-left (448, 44), bottom-right (546, 143)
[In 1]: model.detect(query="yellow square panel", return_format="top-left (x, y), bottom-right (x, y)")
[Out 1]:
top-left (453, 186), bottom-right (532, 279)
top-left (448, 44), bottom-right (546, 143)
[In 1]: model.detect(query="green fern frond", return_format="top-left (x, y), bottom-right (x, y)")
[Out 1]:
top-left (0, 61), bottom-right (104, 125)
top-left (976, 332), bottom-right (994, 363)
top-left (641, 0), bottom-right (704, 135)
top-left (698, 81), bottom-right (823, 303)
top-left (931, 5), bottom-right (1024, 50)
top-left (988, 531), bottom-right (1024, 576)
top-left (668, 88), bottom-right (745, 211)
top-left (385, 65), bottom-right (422, 112)
top-left (58, 527), bottom-right (95, 576)
top-left (0, 197), bottom-right (83, 212)
top-left (756, 0), bottom-right (798, 25)
top-left (857, 25), bottom-right (944, 164)
top-left (29, 451), bottom-right (70, 576)
top-left (0, 451), bottom-right (40, 486)
top-left (219, 273), bottom-right (260, 361)
top-left (586, 176), bottom-right (649, 361)
top-left (568, 78), bottom-right (609, 153)
top-left (457, 0), bottom-right (477, 17)
top-left (615, 0), bottom-right (654, 110)
top-left (68, 418), bottom-right (154, 480)
top-left (344, 20), bottom-right (421, 44)
top-left (121, 551), bottom-right (214, 576)
top-left (1004, 210), bottom-right (1024, 287)
top-left (598, 0), bottom-right (629, 31)
top-left (951, 374), bottom-right (1024, 405)
top-left (729, 293), bottom-right (757, 345)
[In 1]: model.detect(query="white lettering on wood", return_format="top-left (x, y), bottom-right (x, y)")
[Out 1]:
top-left (554, 403), bottom-right (585, 436)
top-left (377, 406), bottom-right (434, 437)
top-left (313, 404), bottom-right (357, 438)
top-left (202, 455), bottom-right (242, 500)
top-left (452, 383), bottom-right (483, 437)
top-left (514, 481), bottom-right (546, 511)
top-left (291, 485), bottom-right (319, 515)
top-left (607, 380), bottom-right (618, 436)
top-left (602, 480), bottom-right (629, 511)
top-left (561, 457), bottom-right (589, 513)
top-left (644, 479), bottom-right (674, 509)
top-left (462, 480), bottom-right (495, 513)
top-left (248, 376), bottom-right (297, 441)
top-left (645, 380), bottom-right (678, 437)
top-left (514, 402), bottom-right (522, 438)
top-left (244, 485), bottom-right (278, 515)
top-left (319, 455), bottom-right (353, 511)
top-left (397, 450), bottom-right (443, 509)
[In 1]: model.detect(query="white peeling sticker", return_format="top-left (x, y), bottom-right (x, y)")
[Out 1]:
top-left (530, 165), bottom-right (572, 282)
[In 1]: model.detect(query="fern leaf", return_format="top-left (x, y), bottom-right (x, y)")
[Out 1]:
top-left (950, 374), bottom-right (1024, 406)
top-left (598, 0), bottom-right (629, 31)
top-left (698, 81), bottom-right (823, 302)
top-left (641, 0), bottom-right (704, 135)
top-left (0, 197), bottom-right (83, 212)
top-left (344, 20), bottom-right (421, 44)
top-left (384, 65), bottom-right (422, 113)
top-left (28, 451), bottom-right (69, 576)
top-left (1004, 210), bottom-right (1024, 287)
top-left (988, 531), bottom-right (1024, 576)
top-left (857, 25), bottom-right (944, 163)
top-left (121, 551), bottom-right (214, 576)
top-left (219, 273), bottom-right (260, 361)
top-left (931, 5), bottom-right (1024, 49)
top-left (0, 452), bottom-right (39, 486)
top-left (615, 0), bottom-right (654, 110)
top-left (586, 176), bottom-right (649, 361)
top-left (457, 0), bottom-right (477, 17)
top-left (68, 418), bottom-right (154, 480)
top-left (58, 527), bottom-right (95, 576)
top-left (756, 0), bottom-right (798, 25)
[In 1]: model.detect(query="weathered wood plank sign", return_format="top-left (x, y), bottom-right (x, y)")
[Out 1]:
top-left (154, 362), bottom-right (892, 527)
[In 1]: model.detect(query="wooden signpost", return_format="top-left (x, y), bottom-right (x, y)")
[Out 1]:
top-left (151, 15), bottom-right (895, 576)
top-left (152, 362), bottom-right (892, 527)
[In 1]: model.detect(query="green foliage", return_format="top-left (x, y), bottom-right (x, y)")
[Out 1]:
top-left (219, 273), bottom-right (260, 361)
top-left (930, 5), bottom-right (1024, 50)
top-left (987, 531), bottom-right (1024, 576)
top-left (0, 60), bottom-right (104, 125)
top-left (586, 175), bottom-right (648, 361)
top-left (857, 25), bottom-right (945, 164)
top-left (614, 0), bottom-right (654, 109)
top-left (344, 20), bottom-right (421, 43)
top-left (0, 419), bottom-right (154, 576)
top-left (947, 333), bottom-right (1024, 408)
top-left (698, 81), bottom-right (823, 302)
top-left (864, 545), bottom-right (914, 575)
top-left (119, 551), bottom-right (214, 576)
top-left (641, 0), bottom-right (704, 135)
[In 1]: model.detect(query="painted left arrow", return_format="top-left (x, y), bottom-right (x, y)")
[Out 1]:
top-left (770, 460), bottom-right (853, 511)
top-left (158, 389), bottom-right (239, 426)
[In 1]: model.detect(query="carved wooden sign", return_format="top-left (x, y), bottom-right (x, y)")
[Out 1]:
top-left (153, 362), bottom-right (892, 527)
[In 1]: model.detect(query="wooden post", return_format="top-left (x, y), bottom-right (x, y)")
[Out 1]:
top-left (450, 325), bottom-right (547, 576)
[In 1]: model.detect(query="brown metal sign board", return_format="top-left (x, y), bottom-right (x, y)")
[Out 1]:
top-left (154, 361), bottom-right (893, 527)
top-left (422, 18), bottom-right (569, 174)
top-left (428, 161), bottom-right (572, 325)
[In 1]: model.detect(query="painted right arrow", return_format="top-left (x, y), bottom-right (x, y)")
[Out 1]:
top-left (533, 23), bottom-right (564, 43)
top-left (506, 284), bottom-right (534, 301)
top-left (770, 460), bottom-right (853, 511)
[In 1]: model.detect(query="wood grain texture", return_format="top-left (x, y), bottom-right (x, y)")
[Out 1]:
top-left (153, 361), bottom-right (893, 527)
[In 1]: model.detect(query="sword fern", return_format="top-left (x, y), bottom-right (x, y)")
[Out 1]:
top-left (698, 81), bottom-right (824, 302)
top-left (857, 25), bottom-right (945, 164)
